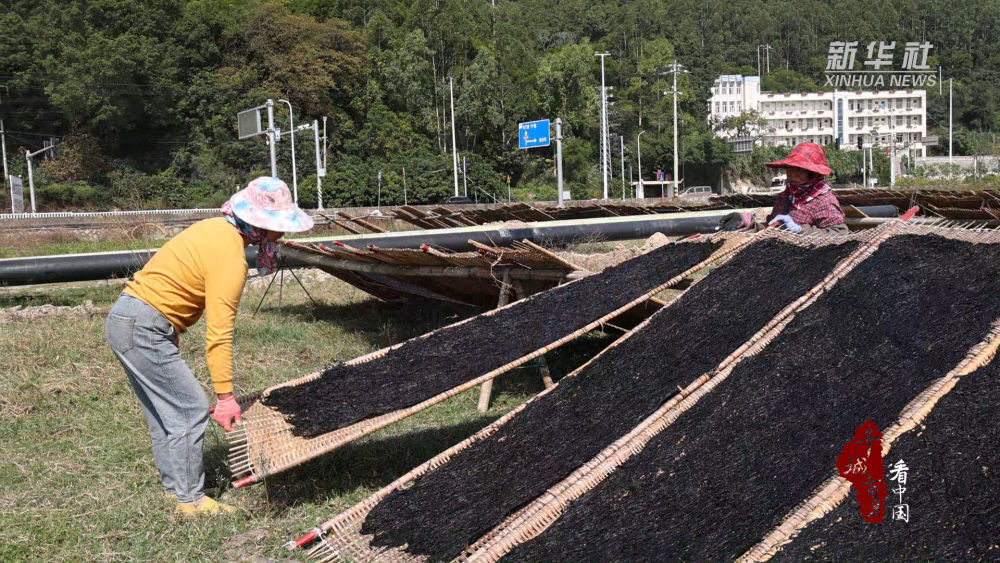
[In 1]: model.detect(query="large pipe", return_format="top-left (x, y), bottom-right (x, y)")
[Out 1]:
top-left (0, 206), bottom-right (899, 287)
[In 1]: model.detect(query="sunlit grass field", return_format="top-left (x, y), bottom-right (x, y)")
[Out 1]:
top-left (1, 272), bottom-right (614, 562)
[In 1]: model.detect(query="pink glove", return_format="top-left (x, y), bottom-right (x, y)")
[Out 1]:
top-left (211, 395), bottom-right (242, 432)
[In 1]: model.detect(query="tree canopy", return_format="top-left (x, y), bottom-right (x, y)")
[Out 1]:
top-left (2, 0), bottom-right (998, 209)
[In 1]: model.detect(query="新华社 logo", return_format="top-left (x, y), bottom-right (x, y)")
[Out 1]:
top-left (825, 41), bottom-right (937, 89)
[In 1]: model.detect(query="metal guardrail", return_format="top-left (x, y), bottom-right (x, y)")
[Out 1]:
top-left (0, 208), bottom-right (222, 220)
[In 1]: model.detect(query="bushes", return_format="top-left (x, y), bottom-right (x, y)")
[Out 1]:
top-left (35, 182), bottom-right (110, 209)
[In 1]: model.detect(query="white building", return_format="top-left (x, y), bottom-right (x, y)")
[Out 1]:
top-left (709, 75), bottom-right (928, 158)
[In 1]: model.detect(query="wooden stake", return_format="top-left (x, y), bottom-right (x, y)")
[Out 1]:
top-left (478, 269), bottom-right (513, 412)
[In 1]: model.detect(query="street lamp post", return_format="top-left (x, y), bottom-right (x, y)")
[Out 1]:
top-left (620, 135), bottom-right (626, 199)
top-left (278, 99), bottom-right (298, 203)
top-left (265, 99), bottom-right (278, 178)
top-left (555, 118), bottom-right (565, 208)
top-left (637, 130), bottom-right (645, 199)
top-left (870, 128), bottom-right (878, 186)
top-left (449, 76), bottom-right (460, 197)
top-left (948, 78), bottom-right (953, 177)
top-left (595, 52), bottom-right (611, 199)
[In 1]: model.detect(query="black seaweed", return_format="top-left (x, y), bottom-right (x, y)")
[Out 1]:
top-left (503, 235), bottom-right (1000, 563)
top-left (263, 241), bottom-right (720, 437)
top-left (362, 238), bottom-right (860, 561)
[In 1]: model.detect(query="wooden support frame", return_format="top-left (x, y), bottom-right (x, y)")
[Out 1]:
top-left (477, 279), bottom-right (560, 412)
top-left (286, 246), bottom-right (586, 282)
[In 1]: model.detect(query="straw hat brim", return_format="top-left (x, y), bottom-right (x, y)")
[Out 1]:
top-left (229, 192), bottom-right (315, 233)
top-left (765, 158), bottom-right (832, 176)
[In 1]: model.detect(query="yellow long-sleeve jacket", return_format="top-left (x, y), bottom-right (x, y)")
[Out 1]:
top-left (125, 217), bottom-right (248, 394)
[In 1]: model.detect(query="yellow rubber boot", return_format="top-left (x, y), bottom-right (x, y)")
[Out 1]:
top-left (175, 496), bottom-right (238, 516)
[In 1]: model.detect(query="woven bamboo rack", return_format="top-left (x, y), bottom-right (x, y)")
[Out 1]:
top-left (226, 234), bottom-right (752, 486)
top-left (292, 231), bottom-right (772, 561)
top-left (298, 226), bottom-right (884, 562)
top-left (455, 225), bottom-right (900, 563)
top-left (739, 224), bottom-right (1000, 563)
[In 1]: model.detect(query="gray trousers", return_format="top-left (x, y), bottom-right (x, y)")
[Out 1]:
top-left (105, 294), bottom-right (209, 502)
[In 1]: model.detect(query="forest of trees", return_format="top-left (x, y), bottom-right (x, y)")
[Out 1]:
top-left (2, 0), bottom-right (999, 210)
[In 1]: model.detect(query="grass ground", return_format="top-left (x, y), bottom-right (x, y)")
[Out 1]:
top-left (1, 271), bottom-right (616, 562)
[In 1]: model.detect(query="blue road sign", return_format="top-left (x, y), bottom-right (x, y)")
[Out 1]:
top-left (518, 119), bottom-right (551, 149)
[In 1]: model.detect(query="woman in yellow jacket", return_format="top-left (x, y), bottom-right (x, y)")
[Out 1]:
top-left (105, 177), bottom-right (313, 515)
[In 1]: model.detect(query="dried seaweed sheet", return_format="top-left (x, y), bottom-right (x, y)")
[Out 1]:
top-left (263, 241), bottom-right (720, 437)
top-left (362, 238), bottom-right (861, 561)
top-left (772, 360), bottom-right (1000, 562)
top-left (502, 235), bottom-right (1000, 563)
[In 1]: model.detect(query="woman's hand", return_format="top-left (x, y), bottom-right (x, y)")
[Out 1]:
top-left (770, 214), bottom-right (803, 233)
top-left (211, 393), bottom-right (242, 432)
top-left (719, 212), bottom-right (754, 232)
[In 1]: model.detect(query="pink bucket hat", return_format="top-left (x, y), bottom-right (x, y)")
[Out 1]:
top-left (228, 177), bottom-right (314, 233)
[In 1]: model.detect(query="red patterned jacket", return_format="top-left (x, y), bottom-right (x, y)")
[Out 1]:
top-left (767, 180), bottom-right (846, 231)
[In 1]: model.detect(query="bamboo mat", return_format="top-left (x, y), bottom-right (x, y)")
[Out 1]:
top-left (227, 234), bottom-right (752, 485)
top-left (299, 227), bottom-right (881, 563)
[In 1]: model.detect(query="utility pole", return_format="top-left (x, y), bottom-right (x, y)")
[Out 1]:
top-left (637, 130), bottom-right (645, 199)
top-left (462, 155), bottom-right (468, 197)
top-left (887, 102), bottom-right (896, 188)
top-left (449, 76), bottom-right (459, 197)
top-left (764, 43), bottom-right (772, 74)
top-left (595, 52), bottom-right (611, 199)
top-left (313, 119), bottom-right (323, 211)
top-left (25, 144), bottom-right (56, 213)
top-left (1, 120), bottom-right (7, 184)
top-left (663, 60), bottom-right (687, 199)
top-left (555, 118), bottom-right (565, 208)
top-left (0, 85), bottom-right (7, 186)
top-left (620, 135), bottom-right (626, 199)
top-left (278, 99), bottom-right (298, 203)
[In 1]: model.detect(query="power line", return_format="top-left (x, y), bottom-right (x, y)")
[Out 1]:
top-left (2, 129), bottom-right (62, 137)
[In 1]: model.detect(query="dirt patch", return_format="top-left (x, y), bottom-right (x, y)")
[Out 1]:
top-left (220, 528), bottom-right (269, 562)
top-left (0, 300), bottom-right (105, 324)
top-left (503, 235), bottom-right (1000, 563)
top-left (361, 239), bottom-right (861, 562)
top-left (772, 360), bottom-right (1000, 562)
top-left (559, 232), bottom-right (675, 272)
top-left (262, 241), bottom-right (721, 437)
